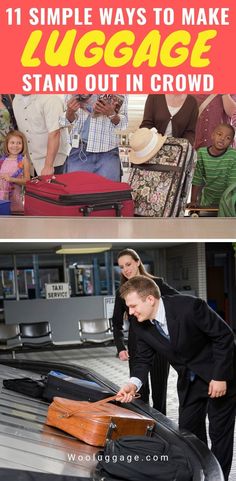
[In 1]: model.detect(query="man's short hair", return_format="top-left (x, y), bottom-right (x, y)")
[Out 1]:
top-left (120, 275), bottom-right (161, 300)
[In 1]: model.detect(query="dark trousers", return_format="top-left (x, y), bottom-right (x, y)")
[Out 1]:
top-left (54, 164), bottom-right (65, 175)
top-left (129, 351), bottom-right (169, 415)
top-left (178, 376), bottom-right (236, 481)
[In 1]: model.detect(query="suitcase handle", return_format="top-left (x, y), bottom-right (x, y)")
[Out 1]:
top-left (53, 393), bottom-right (141, 418)
top-left (131, 163), bottom-right (182, 173)
top-left (80, 202), bottom-right (123, 217)
top-left (30, 175), bottom-right (67, 187)
top-left (47, 178), bottom-right (67, 187)
top-left (92, 393), bottom-right (140, 406)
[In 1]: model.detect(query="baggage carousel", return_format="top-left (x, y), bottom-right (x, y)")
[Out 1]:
top-left (0, 359), bottom-right (224, 481)
top-left (1, 216), bottom-right (236, 240)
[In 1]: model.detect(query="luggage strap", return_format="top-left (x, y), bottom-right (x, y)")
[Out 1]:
top-left (131, 163), bottom-right (182, 173)
top-left (53, 394), bottom-right (140, 418)
top-left (80, 202), bottom-right (123, 217)
top-left (198, 94), bottom-right (217, 116)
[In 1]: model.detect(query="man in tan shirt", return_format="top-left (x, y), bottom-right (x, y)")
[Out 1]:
top-left (13, 95), bottom-right (69, 175)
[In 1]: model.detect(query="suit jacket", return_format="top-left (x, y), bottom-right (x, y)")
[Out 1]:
top-left (131, 295), bottom-right (236, 387)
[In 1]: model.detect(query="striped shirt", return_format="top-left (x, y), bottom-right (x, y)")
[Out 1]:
top-left (59, 94), bottom-right (128, 153)
top-left (192, 147), bottom-right (236, 206)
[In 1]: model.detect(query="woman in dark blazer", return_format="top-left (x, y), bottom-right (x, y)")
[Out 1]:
top-left (112, 248), bottom-right (178, 414)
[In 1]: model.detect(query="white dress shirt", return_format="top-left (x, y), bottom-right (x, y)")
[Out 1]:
top-left (152, 297), bottom-right (169, 337)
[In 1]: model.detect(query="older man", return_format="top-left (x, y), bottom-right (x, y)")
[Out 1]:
top-left (59, 94), bottom-right (128, 181)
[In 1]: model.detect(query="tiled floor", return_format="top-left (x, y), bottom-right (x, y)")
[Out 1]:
top-left (16, 345), bottom-right (235, 480)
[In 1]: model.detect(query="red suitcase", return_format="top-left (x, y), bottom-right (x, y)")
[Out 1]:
top-left (24, 172), bottom-right (134, 217)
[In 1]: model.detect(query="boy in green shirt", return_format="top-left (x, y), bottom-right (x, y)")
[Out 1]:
top-left (190, 123), bottom-right (236, 208)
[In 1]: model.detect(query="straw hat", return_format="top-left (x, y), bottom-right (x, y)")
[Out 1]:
top-left (129, 128), bottom-right (167, 164)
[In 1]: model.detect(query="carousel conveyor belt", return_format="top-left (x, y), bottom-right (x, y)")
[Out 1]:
top-left (0, 359), bottom-right (224, 481)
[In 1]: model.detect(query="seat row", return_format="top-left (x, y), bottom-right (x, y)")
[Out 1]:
top-left (0, 318), bottom-right (129, 357)
top-left (0, 321), bottom-right (53, 358)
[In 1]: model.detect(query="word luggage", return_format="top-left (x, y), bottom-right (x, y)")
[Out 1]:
top-left (129, 137), bottom-right (196, 217)
top-left (24, 171), bottom-right (134, 217)
top-left (46, 394), bottom-right (155, 446)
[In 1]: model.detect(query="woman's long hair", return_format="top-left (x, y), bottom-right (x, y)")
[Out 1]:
top-left (117, 248), bottom-right (155, 285)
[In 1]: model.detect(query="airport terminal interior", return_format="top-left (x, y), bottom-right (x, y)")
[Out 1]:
top-left (0, 241), bottom-right (235, 331)
top-left (0, 241), bottom-right (236, 480)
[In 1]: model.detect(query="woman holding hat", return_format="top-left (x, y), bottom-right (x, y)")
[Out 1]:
top-left (112, 247), bottom-right (179, 414)
top-left (128, 97), bottom-right (198, 216)
top-left (140, 94), bottom-right (198, 145)
top-left (129, 127), bottom-right (167, 165)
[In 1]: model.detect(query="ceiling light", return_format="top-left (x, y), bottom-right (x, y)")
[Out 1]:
top-left (56, 244), bottom-right (112, 254)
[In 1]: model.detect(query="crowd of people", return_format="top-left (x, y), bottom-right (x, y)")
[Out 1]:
top-left (0, 93), bottom-right (236, 215)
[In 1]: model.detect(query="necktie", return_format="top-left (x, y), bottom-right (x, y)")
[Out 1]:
top-left (188, 370), bottom-right (196, 382)
top-left (154, 320), bottom-right (195, 381)
top-left (153, 320), bottom-right (170, 340)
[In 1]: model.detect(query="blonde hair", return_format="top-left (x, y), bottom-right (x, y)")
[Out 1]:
top-left (120, 275), bottom-right (161, 301)
top-left (3, 130), bottom-right (28, 156)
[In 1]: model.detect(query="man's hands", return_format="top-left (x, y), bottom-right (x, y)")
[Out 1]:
top-left (93, 99), bottom-right (115, 117)
top-left (118, 350), bottom-right (129, 361)
top-left (41, 165), bottom-right (54, 176)
top-left (66, 96), bottom-right (120, 124)
top-left (116, 383), bottom-right (137, 403)
top-left (208, 380), bottom-right (227, 398)
top-left (66, 97), bottom-right (81, 122)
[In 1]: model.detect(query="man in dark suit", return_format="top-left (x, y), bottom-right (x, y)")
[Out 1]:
top-left (116, 276), bottom-right (236, 481)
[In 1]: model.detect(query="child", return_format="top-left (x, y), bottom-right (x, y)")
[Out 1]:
top-left (0, 130), bottom-right (30, 213)
top-left (231, 110), bottom-right (236, 149)
top-left (190, 123), bottom-right (236, 208)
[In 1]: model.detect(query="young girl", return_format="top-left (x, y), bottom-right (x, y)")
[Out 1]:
top-left (0, 130), bottom-right (30, 213)
top-left (0, 94), bottom-right (17, 156)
